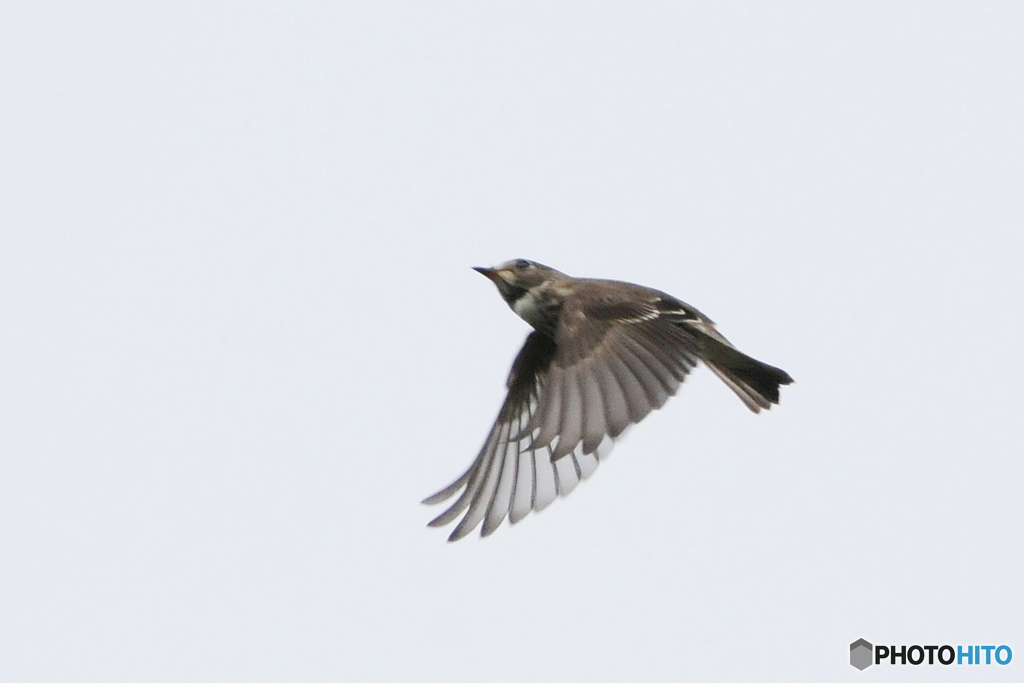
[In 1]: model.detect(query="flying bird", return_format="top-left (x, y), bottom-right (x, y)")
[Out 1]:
top-left (424, 259), bottom-right (793, 541)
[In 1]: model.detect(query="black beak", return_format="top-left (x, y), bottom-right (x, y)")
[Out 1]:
top-left (473, 266), bottom-right (498, 282)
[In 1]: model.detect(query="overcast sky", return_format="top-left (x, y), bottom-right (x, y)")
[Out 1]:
top-left (2, 2), bottom-right (1022, 681)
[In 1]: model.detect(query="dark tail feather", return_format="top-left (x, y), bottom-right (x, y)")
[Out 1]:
top-left (700, 337), bottom-right (793, 413)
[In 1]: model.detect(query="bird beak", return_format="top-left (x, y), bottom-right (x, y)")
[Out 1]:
top-left (473, 266), bottom-right (499, 282)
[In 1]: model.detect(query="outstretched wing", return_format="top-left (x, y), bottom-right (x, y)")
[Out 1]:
top-left (423, 285), bottom-right (705, 541)
top-left (421, 332), bottom-right (566, 542)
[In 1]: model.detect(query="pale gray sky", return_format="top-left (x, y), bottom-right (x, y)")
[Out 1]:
top-left (2, 2), bottom-right (1022, 681)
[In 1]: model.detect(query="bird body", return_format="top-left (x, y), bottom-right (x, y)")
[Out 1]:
top-left (424, 259), bottom-right (793, 541)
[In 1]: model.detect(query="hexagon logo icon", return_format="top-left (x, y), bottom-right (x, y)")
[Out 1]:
top-left (850, 639), bottom-right (873, 670)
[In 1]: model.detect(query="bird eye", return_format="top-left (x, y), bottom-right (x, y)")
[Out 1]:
top-left (514, 259), bottom-right (531, 270)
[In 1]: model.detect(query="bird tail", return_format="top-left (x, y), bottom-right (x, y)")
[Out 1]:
top-left (699, 336), bottom-right (793, 412)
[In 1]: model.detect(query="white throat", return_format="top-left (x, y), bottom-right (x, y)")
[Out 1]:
top-left (512, 293), bottom-right (545, 328)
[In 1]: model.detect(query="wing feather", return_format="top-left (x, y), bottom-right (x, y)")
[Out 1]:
top-left (533, 445), bottom-right (558, 512)
top-left (531, 371), bottom-right (563, 450)
top-left (482, 408), bottom-right (522, 536)
top-left (593, 359), bottom-right (631, 438)
top-left (579, 365), bottom-right (606, 454)
top-left (552, 369), bottom-right (584, 459)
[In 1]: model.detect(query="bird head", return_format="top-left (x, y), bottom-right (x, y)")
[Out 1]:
top-left (473, 259), bottom-right (563, 306)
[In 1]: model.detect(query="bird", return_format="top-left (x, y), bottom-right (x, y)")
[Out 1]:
top-left (423, 259), bottom-right (793, 541)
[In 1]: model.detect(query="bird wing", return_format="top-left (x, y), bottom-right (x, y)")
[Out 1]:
top-left (423, 285), bottom-right (705, 541)
top-left (536, 287), bottom-right (704, 458)
top-left (422, 331), bottom-right (561, 541)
